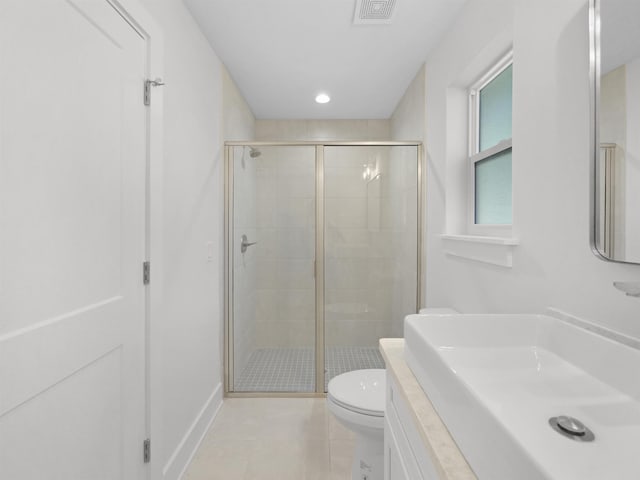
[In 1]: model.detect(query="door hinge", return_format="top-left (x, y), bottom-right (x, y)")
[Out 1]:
top-left (143, 261), bottom-right (150, 285)
top-left (144, 78), bottom-right (165, 106)
top-left (143, 438), bottom-right (151, 463)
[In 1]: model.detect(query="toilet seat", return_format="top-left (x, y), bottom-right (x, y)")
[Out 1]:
top-left (327, 369), bottom-right (385, 417)
top-left (328, 395), bottom-right (383, 417)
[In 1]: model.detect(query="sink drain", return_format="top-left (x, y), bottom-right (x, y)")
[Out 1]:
top-left (549, 416), bottom-right (595, 442)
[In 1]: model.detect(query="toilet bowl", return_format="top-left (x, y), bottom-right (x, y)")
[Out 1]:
top-left (327, 369), bottom-right (385, 480)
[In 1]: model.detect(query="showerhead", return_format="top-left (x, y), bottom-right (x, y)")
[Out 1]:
top-left (249, 147), bottom-right (261, 158)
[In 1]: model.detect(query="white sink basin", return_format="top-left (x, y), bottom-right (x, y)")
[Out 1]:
top-left (404, 313), bottom-right (640, 480)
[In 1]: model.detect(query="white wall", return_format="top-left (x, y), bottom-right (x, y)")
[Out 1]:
top-left (420, 0), bottom-right (640, 339)
top-left (137, 1), bottom-right (253, 478)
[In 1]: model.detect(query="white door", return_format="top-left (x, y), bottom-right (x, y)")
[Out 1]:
top-left (0, 1), bottom-right (148, 479)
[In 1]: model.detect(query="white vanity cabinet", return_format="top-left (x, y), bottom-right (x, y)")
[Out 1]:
top-left (384, 373), bottom-right (439, 480)
top-left (380, 338), bottom-right (476, 480)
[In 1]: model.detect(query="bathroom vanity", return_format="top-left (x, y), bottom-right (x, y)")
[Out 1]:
top-left (384, 310), bottom-right (640, 480)
top-left (379, 338), bottom-right (476, 480)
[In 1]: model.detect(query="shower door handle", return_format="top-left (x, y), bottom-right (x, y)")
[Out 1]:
top-left (240, 234), bottom-right (257, 253)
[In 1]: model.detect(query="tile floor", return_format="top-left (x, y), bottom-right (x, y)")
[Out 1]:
top-left (182, 398), bottom-right (355, 480)
top-left (234, 346), bottom-right (385, 392)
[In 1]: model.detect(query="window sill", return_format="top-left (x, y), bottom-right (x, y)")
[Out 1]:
top-left (440, 234), bottom-right (519, 267)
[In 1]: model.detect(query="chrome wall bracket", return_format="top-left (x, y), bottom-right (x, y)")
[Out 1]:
top-left (240, 234), bottom-right (257, 254)
top-left (144, 78), bottom-right (165, 106)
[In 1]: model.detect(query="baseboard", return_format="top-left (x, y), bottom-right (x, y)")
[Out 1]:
top-left (163, 382), bottom-right (223, 480)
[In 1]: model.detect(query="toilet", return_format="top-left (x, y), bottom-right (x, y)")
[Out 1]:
top-left (327, 309), bottom-right (458, 480)
top-left (327, 368), bottom-right (386, 480)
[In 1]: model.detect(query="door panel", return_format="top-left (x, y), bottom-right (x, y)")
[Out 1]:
top-left (227, 144), bottom-right (421, 394)
top-left (0, 1), bottom-right (147, 478)
top-left (230, 146), bottom-right (317, 392)
top-left (323, 146), bottom-right (418, 387)
top-left (1, 348), bottom-right (124, 479)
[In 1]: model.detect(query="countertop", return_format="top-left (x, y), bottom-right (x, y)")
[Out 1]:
top-left (379, 338), bottom-right (477, 480)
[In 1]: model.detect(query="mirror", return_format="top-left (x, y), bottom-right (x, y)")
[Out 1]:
top-left (592, 0), bottom-right (640, 264)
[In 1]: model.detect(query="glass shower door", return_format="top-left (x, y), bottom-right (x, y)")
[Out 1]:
top-left (323, 145), bottom-right (419, 389)
top-left (229, 145), bottom-right (317, 392)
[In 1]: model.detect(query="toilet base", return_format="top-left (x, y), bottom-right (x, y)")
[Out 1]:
top-left (351, 432), bottom-right (384, 480)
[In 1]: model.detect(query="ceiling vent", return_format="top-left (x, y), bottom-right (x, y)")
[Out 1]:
top-left (353, 0), bottom-right (397, 25)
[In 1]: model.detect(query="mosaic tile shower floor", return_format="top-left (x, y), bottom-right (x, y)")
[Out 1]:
top-left (234, 346), bottom-right (385, 392)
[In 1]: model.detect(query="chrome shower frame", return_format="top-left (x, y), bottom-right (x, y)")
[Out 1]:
top-left (224, 141), bottom-right (424, 397)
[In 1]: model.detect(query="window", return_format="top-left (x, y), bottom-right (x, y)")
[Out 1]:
top-left (469, 53), bottom-right (513, 231)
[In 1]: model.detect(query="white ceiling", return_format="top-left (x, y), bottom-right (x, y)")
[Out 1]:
top-left (184, 0), bottom-right (467, 119)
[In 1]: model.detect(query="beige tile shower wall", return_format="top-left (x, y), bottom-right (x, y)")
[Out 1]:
top-left (600, 67), bottom-right (627, 261)
top-left (391, 66), bottom-right (426, 336)
top-left (232, 148), bottom-right (258, 374)
top-left (252, 120), bottom-right (392, 349)
top-left (388, 146), bottom-right (419, 337)
top-left (223, 68), bottom-right (256, 377)
top-left (253, 146), bottom-right (316, 349)
top-left (323, 144), bottom-right (419, 346)
top-left (324, 147), bottom-right (397, 347)
top-left (255, 119), bottom-right (390, 141)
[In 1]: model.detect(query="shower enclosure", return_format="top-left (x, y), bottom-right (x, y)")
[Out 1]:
top-left (224, 142), bottom-right (422, 394)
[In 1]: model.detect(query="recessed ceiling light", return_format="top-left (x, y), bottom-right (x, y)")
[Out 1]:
top-left (315, 93), bottom-right (331, 104)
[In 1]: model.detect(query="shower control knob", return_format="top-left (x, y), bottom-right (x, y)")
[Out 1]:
top-left (240, 234), bottom-right (257, 253)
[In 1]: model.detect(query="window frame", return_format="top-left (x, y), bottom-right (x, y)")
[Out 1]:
top-left (467, 51), bottom-right (513, 236)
